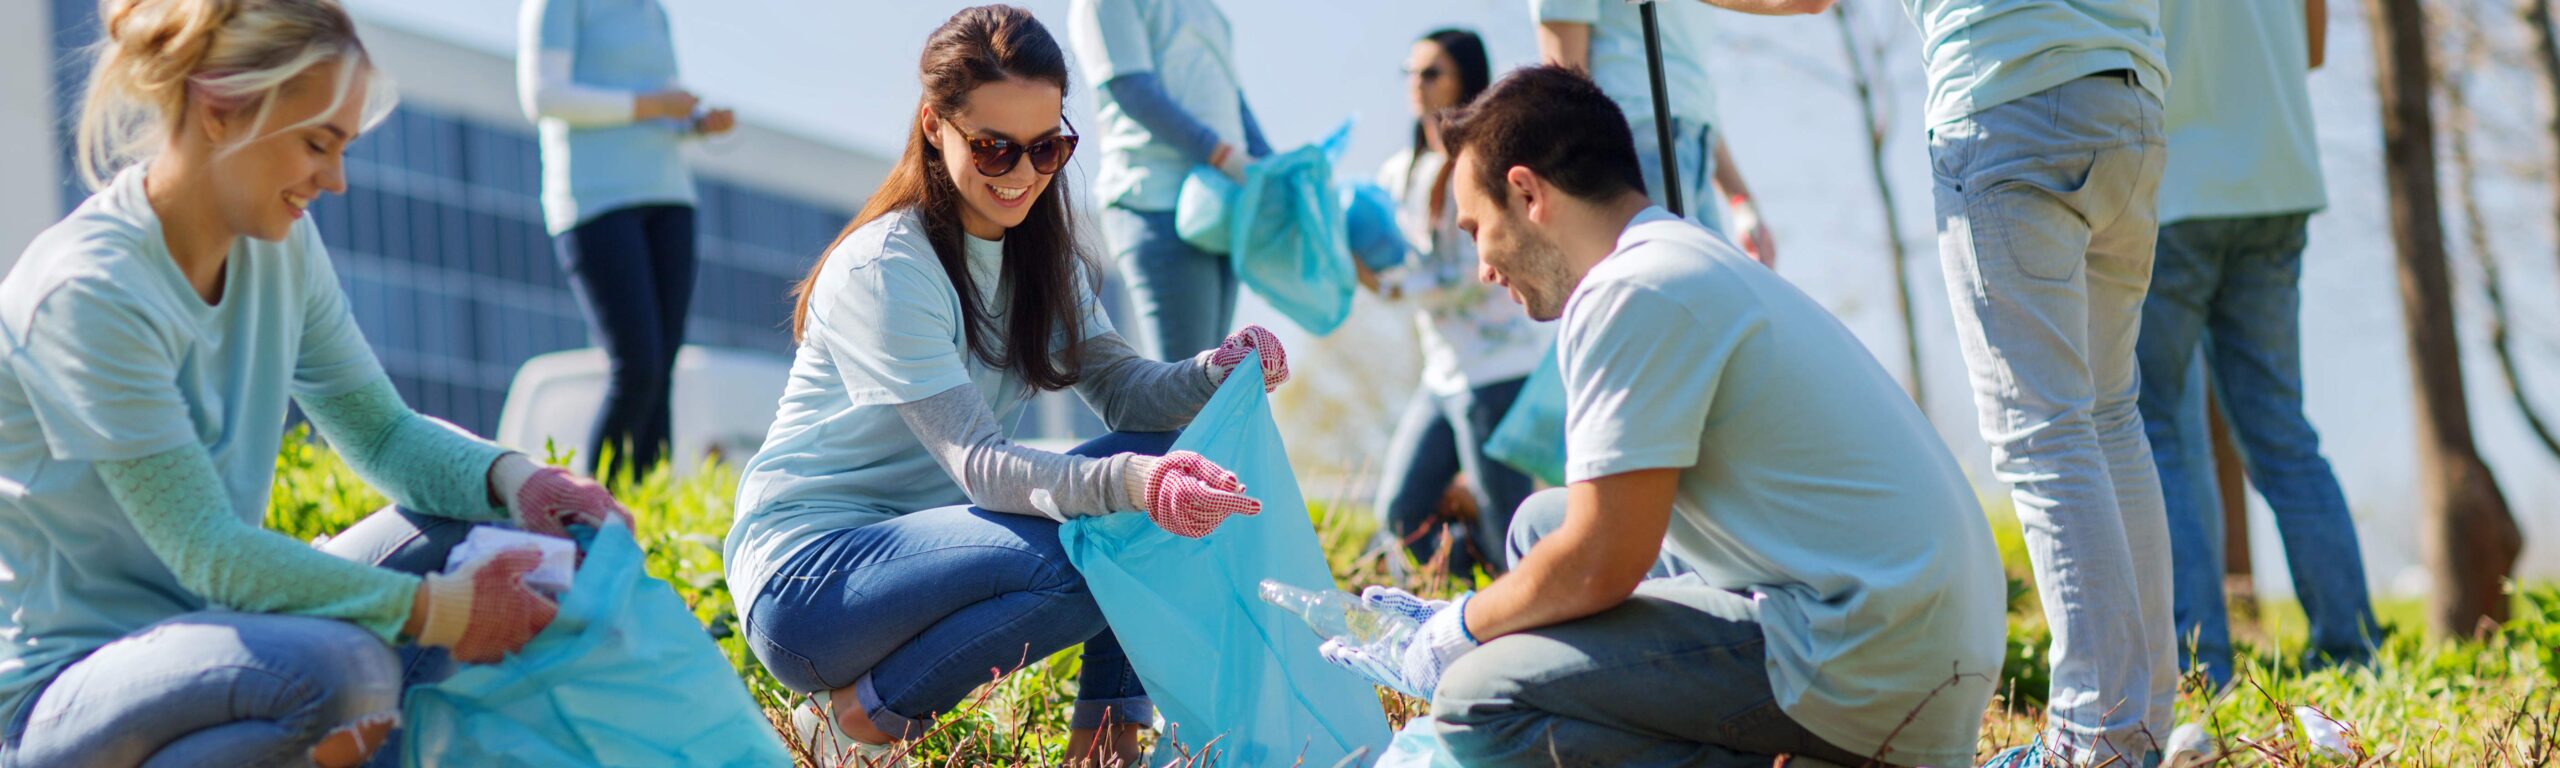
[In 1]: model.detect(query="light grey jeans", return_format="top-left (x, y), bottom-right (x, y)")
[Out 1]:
top-left (1929, 70), bottom-right (2175, 764)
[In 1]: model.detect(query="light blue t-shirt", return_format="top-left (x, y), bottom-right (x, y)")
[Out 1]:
top-left (529, 0), bottom-right (697, 234)
top-left (1900, 0), bottom-right (2169, 126)
top-left (1530, 0), bottom-right (1720, 131)
top-left (1069, 0), bottom-right (1248, 212)
top-left (726, 209), bottom-right (1114, 620)
top-left (0, 167), bottom-right (392, 723)
top-left (1558, 208), bottom-right (2007, 768)
top-left (2159, 0), bottom-right (2324, 223)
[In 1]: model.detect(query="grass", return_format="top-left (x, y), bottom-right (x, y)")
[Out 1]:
top-left (268, 430), bottom-right (2558, 766)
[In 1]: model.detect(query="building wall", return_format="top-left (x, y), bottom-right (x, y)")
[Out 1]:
top-left (0, 0), bottom-right (60, 268)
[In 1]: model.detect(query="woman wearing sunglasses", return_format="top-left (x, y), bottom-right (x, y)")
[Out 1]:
top-left (1067, 0), bottom-right (1271, 361)
top-left (725, 7), bottom-right (1288, 766)
top-left (1366, 28), bottom-right (1553, 582)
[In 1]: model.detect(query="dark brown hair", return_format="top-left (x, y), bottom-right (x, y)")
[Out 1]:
top-left (1439, 64), bottom-right (1646, 207)
top-left (791, 4), bottom-right (1095, 391)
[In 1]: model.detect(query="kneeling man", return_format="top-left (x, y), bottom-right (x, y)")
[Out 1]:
top-left (1321, 65), bottom-right (2007, 768)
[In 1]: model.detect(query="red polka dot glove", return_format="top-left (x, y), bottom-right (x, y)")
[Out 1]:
top-left (1123, 451), bottom-right (1262, 538)
top-left (493, 456), bottom-right (634, 538)
top-left (1205, 325), bottom-right (1289, 392)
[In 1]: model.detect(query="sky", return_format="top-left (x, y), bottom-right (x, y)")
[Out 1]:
top-left (345, 0), bottom-right (2560, 597)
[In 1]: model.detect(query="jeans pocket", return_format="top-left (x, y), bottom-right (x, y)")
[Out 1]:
top-left (1970, 152), bottom-right (2098, 283)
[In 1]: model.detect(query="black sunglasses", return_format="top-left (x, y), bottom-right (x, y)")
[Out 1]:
top-left (1406, 65), bottom-right (1445, 83)
top-left (951, 116), bottom-right (1079, 177)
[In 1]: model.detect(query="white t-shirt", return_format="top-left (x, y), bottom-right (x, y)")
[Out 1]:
top-left (1376, 148), bottom-right (1552, 396)
top-left (1559, 207), bottom-right (2007, 767)
top-left (725, 209), bottom-right (1114, 620)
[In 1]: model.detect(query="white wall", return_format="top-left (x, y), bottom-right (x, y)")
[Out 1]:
top-left (0, 0), bottom-right (62, 271)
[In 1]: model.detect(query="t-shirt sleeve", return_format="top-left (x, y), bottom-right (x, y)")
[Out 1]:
top-left (292, 223), bottom-right (390, 399)
top-left (1560, 283), bottom-right (1756, 484)
top-left (809, 246), bottom-right (973, 406)
top-left (6, 278), bottom-right (195, 463)
top-left (1071, 0), bottom-right (1157, 83)
top-left (1531, 0), bottom-right (1603, 24)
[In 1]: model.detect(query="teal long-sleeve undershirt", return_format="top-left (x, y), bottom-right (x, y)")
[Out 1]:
top-left (94, 379), bottom-right (515, 642)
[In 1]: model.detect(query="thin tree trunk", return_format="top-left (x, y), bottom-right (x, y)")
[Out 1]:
top-left (2446, 4), bottom-right (2560, 461)
top-left (2525, 0), bottom-right (2560, 295)
top-left (1831, 5), bottom-right (1927, 412)
top-left (2365, 0), bottom-right (2525, 636)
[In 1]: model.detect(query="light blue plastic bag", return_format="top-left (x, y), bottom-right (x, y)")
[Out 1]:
top-left (1063, 349), bottom-right (1393, 767)
top-left (1482, 342), bottom-right (1567, 488)
top-left (1175, 166), bottom-right (1241, 255)
top-left (1340, 180), bottom-right (1409, 273)
top-left (1377, 716), bottom-right (1463, 768)
top-left (1230, 122), bottom-right (1359, 335)
top-left (402, 521), bottom-right (790, 767)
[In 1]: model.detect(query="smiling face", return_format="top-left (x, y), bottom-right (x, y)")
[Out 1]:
top-left (1451, 150), bottom-right (1575, 321)
top-left (926, 76), bottom-right (1067, 239)
top-left (199, 62), bottom-right (365, 243)
top-left (1406, 41), bottom-right (1461, 119)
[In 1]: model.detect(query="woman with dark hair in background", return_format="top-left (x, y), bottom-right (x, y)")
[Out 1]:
top-left (517, 0), bottom-right (737, 480)
top-left (723, 6), bottom-right (1289, 766)
top-left (1369, 29), bottom-right (1552, 580)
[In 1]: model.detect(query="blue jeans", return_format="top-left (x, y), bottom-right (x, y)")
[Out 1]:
top-left (556, 203), bottom-right (698, 479)
top-left (1632, 117), bottom-right (1724, 235)
top-left (1433, 490), bottom-right (1865, 768)
top-left (4, 507), bottom-right (480, 768)
top-left (2135, 213), bottom-right (2378, 688)
top-left (1105, 206), bottom-right (1238, 361)
top-left (1929, 71), bottom-right (2174, 763)
top-left (744, 432), bottom-right (1172, 738)
top-left (1376, 377), bottom-right (1536, 578)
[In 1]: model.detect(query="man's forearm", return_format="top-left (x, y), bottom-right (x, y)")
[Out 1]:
top-left (2307, 0), bottom-right (2327, 70)
top-left (1536, 21), bottom-right (1592, 71)
top-left (1697, 0), bottom-right (1835, 15)
top-left (1461, 471), bottom-right (1679, 641)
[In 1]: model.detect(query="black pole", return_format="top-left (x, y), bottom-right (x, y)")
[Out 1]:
top-left (1638, 0), bottom-right (1684, 216)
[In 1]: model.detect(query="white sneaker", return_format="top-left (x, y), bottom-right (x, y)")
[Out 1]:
top-left (2161, 722), bottom-right (2219, 768)
top-left (791, 703), bottom-right (909, 768)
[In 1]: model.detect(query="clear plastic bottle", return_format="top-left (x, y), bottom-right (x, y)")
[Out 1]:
top-left (1258, 579), bottom-right (1418, 648)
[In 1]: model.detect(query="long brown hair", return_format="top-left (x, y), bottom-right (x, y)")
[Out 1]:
top-left (791, 5), bottom-right (1095, 392)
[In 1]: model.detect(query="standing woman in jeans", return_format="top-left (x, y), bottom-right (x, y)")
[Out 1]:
top-left (517, 0), bottom-right (736, 480)
top-left (1368, 29), bottom-right (1551, 579)
top-left (725, 7), bottom-right (1288, 766)
top-left (0, 1), bottom-right (633, 765)
top-left (1067, 0), bottom-right (1271, 361)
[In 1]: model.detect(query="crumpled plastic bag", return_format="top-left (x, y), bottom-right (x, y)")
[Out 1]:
top-left (1062, 349), bottom-right (1393, 767)
top-left (1482, 342), bottom-right (1567, 487)
top-left (1376, 716), bottom-right (1462, 768)
top-left (402, 520), bottom-right (790, 767)
top-left (1173, 122), bottom-right (1362, 336)
top-left (1340, 180), bottom-right (1409, 273)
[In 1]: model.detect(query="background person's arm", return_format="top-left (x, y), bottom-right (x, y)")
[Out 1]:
top-left (514, 0), bottom-right (694, 127)
top-left (1693, 0), bottom-right (1835, 14)
top-left (1460, 469), bottom-right (1680, 639)
top-left (1710, 137), bottom-right (1776, 266)
top-left (2308, 0), bottom-right (2327, 70)
top-left (1536, 21), bottom-right (1593, 71)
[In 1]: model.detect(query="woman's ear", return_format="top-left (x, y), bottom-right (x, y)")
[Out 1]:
top-left (919, 105), bottom-right (942, 151)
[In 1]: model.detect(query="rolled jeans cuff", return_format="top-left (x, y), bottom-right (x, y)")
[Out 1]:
top-left (854, 673), bottom-right (929, 740)
top-left (1070, 696), bottom-right (1155, 730)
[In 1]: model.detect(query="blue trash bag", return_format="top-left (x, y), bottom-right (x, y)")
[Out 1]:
top-left (402, 520), bottom-right (791, 767)
top-left (1176, 165), bottom-right (1242, 255)
top-left (1230, 122), bottom-right (1359, 336)
top-left (1340, 180), bottom-right (1409, 273)
top-left (1062, 349), bottom-right (1394, 767)
top-left (1482, 342), bottom-right (1567, 488)
top-left (1377, 716), bottom-right (1463, 768)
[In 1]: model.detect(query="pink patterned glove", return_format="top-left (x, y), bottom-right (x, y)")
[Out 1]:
top-left (1124, 451), bottom-right (1262, 538)
top-left (1205, 325), bottom-right (1289, 392)
top-left (500, 461), bottom-right (633, 538)
top-left (417, 548), bottom-right (559, 664)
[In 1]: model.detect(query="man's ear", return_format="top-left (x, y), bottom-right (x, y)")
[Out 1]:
top-left (1506, 165), bottom-right (1544, 222)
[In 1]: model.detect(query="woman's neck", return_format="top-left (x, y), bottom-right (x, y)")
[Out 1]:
top-left (141, 154), bottom-right (235, 304)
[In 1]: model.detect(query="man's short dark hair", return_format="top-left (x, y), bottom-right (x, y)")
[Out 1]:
top-left (1439, 65), bottom-right (1647, 206)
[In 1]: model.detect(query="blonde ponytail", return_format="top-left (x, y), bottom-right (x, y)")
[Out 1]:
top-left (74, 0), bottom-right (396, 190)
